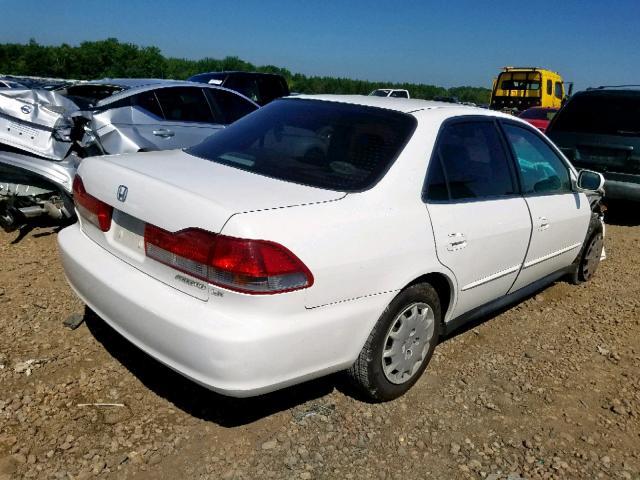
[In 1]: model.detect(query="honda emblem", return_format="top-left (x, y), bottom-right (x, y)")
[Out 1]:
top-left (117, 185), bottom-right (128, 202)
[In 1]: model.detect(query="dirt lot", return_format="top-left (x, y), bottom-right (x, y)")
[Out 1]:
top-left (0, 214), bottom-right (639, 480)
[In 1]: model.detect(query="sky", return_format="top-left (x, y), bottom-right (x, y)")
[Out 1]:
top-left (1, 0), bottom-right (639, 92)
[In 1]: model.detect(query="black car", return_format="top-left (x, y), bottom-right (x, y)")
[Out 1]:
top-left (547, 86), bottom-right (640, 202)
top-left (188, 71), bottom-right (289, 106)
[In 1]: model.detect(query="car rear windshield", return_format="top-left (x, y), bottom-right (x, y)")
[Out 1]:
top-left (187, 98), bottom-right (416, 191)
top-left (551, 93), bottom-right (640, 135)
top-left (58, 84), bottom-right (128, 108)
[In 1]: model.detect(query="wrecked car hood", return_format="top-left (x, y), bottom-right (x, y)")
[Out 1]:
top-left (0, 89), bottom-right (83, 160)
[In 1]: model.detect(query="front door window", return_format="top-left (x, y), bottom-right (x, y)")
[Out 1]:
top-left (502, 123), bottom-right (572, 195)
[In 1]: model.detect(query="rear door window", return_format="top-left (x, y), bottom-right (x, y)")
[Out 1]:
top-left (425, 120), bottom-right (517, 201)
top-left (154, 87), bottom-right (214, 123)
top-left (132, 91), bottom-right (164, 119)
top-left (205, 89), bottom-right (258, 124)
top-left (503, 123), bottom-right (572, 194)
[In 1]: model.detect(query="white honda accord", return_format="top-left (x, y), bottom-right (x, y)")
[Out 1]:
top-left (58, 95), bottom-right (605, 401)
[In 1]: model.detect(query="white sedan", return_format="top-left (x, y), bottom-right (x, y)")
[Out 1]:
top-left (58, 95), bottom-right (605, 401)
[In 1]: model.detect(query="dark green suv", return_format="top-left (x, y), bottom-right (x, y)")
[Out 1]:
top-left (547, 87), bottom-right (640, 202)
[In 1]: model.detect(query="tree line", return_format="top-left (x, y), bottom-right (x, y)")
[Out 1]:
top-left (0, 39), bottom-right (490, 104)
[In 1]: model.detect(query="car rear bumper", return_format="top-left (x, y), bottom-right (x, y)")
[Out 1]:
top-left (58, 223), bottom-right (393, 397)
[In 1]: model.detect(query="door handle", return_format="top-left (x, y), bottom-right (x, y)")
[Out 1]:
top-left (152, 128), bottom-right (175, 138)
top-left (538, 216), bottom-right (550, 231)
top-left (447, 233), bottom-right (467, 251)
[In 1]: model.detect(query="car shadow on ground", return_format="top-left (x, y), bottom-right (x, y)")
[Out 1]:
top-left (83, 308), bottom-right (346, 427)
top-left (603, 201), bottom-right (640, 226)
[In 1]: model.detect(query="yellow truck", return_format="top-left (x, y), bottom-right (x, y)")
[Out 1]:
top-left (490, 67), bottom-right (571, 112)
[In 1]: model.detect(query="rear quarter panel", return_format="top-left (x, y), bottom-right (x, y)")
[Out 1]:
top-left (219, 114), bottom-right (458, 312)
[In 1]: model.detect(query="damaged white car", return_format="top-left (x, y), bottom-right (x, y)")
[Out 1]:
top-left (0, 79), bottom-right (258, 231)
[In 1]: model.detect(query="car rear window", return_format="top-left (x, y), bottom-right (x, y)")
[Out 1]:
top-left (59, 84), bottom-right (127, 108)
top-left (187, 98), bottom-right (416, 191)
top-left (550, 93), bottom-right (640, 135)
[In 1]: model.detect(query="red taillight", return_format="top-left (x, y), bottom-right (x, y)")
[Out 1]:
top-left (72, 175), bottom-right (113, 232)
top-left (144, 224), bottom-right (313, 294)
top-left (209, 236), bottom-right (314, 293)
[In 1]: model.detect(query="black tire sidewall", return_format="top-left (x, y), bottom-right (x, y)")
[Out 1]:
top-left (579, 229), bottom-right (603, 282)
top-left (570, 213), bottom-right (603, 284)
top-left (366, 283), bottom-right (442, 401)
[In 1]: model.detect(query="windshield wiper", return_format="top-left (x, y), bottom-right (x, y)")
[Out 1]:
top-left (616, 130), bottom-right (640, 136)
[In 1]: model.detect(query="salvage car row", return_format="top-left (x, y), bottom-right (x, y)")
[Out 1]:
top-left (0, 78), bottom-right (262, 230)
top-left (1, 74), bottom-right (610, 401)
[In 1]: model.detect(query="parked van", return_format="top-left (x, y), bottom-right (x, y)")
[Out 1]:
top-left (490, 67), bottom-right (570, 113)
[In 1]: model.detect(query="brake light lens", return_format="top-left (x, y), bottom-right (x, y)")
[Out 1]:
top-left (144, 224), bottom-right (313, 294)
top-left (72, 175), bottom-right (113, 232)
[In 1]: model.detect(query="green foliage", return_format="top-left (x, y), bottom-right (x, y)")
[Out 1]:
top-left (0, 39), bottom-right (490, 104)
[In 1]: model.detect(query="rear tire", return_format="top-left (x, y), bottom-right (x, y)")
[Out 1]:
top-left (347, 283), bottom-right (441, 401)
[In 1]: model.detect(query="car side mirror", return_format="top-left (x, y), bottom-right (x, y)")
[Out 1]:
top-left (577, 169), bottom-right (605, 192)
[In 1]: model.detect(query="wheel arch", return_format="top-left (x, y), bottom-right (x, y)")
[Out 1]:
top-left (403, 272), bottom-right (455, 325)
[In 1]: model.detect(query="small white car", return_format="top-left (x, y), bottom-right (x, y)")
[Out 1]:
top-left (58, 95), bottom-right (605, 401)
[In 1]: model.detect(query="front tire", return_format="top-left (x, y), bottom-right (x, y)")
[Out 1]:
top-left (347, 283), bottom-right (441, 401)
top-left (570, 229), bottom-right (604, 284)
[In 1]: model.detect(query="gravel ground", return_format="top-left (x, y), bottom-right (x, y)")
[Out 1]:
top-left (0, 214), bottom-right (639, 480)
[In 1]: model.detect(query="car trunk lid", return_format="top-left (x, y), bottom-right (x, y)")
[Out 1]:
top-left (75, 149), bottom-right (345, 300)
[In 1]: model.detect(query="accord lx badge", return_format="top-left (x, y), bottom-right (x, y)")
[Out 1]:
top-left (117, 185), bottom-right (128, 202)
top-left (174, 274), bottom-right (207, 291)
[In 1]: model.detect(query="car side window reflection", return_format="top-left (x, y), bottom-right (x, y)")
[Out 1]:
top-left (503, 123), bottom-right (572, 195)
top-left (425, 121), bottom-right (516, 202)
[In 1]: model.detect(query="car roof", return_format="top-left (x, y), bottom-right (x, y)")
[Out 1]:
top-left (192, 71), bottom-right (285, 79)
top-left (289, 94), bottom-right (510, 118)
top-left (580, 86), bottom-right (640, 95)
top-left (81, 79), bottom-right (259, 107)
top-left (85, 78), bottom-right (199, 89)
